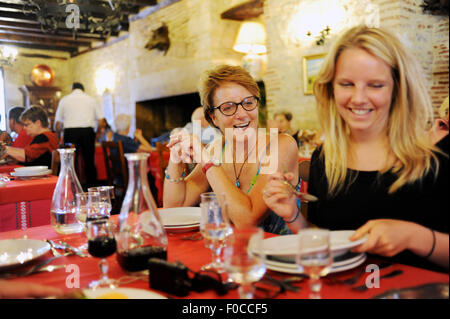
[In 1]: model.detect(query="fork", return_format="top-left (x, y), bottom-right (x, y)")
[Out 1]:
top-left (282, 180), bottom-right (319, 202)
top-left (352, 269), bottom-right (404, 292)
top-left (327, 262), bottom-right (393, 286)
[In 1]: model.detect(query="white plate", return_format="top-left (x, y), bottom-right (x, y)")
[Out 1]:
top-left (266, 254), bottom-right (367, 275)
top-left (266, 252), bottom-right (365, 270)
top-left (14, 166), bottom-right (48, 173)
top-left (262, 231), bottom-right (368, 257)
top-left (83, 288), bottom-right (167, 299)
top-left (10, 169), bottom-right (52, 177)
top-left (0, 239), bottom-right (50, 268)
top-left (158, 207), bottom-right (201, 227)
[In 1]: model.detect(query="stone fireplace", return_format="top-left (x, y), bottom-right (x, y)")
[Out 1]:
top-left (135, 92), bottom-right (201, 141)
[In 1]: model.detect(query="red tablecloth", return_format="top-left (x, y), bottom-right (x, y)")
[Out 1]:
top-left (0, 175), bottom-right (58, 232)
top-left (0, 216), bottom-right (447, 299)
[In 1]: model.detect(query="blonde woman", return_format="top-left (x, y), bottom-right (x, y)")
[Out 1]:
top-left (264, 26), bottom-right (448, 271)
top-left (164, 65), bottom-right (299, 234)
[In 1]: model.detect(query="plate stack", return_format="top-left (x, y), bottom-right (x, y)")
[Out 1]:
top-left (158, 207), bottom-right (201, 233)
top-left (260, 231), bottom-right (368, 275)
top-left (10, 166), bottom-right (51, 178)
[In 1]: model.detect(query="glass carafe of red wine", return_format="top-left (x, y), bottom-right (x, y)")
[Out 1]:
top-left (50, 148), bottom-right (84, 235)
top-left (116, 153), bottom-right (168, 273)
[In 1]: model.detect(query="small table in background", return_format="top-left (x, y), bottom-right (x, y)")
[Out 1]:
top-left (0, 175), bottom-right (58, 232)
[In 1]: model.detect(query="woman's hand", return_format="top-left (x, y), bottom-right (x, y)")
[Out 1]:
top-left (350, 219), bottom-right (419, 257)
top-left (262, 172), bottom-right (298, 222)
top-left (167, 131), bottom-right (204, 164)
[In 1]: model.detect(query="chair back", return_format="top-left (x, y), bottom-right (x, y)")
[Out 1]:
top-left (155, 142), bottom-right (170, 182)
top-left (298, 160), bottom-right (310, 182)
top-left (298, 159), bottom-right (311, 220)
top-left (101, 141), bottom-right (128, 187)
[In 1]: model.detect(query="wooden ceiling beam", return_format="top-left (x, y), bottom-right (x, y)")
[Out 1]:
top-left (0, 33), bottom-right (85, 49)
top-left (0, 28), bottom-right (102, 44)
top-left (0, 40), bottom-right (76, 53)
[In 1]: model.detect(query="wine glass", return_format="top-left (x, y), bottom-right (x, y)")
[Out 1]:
top-left (223, 227), bottom-right (266, 299)
top-left (86, 219), bottom-right (118, 289)
top-left (296, 228), bottom-right (332, 299)
top-left (88, 186), bottom-right (113, 217)
top-left (199, 192), bottom-right (232, 272)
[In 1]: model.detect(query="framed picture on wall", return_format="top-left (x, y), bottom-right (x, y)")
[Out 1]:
top-left (302, 53), bottom-right (327, 95)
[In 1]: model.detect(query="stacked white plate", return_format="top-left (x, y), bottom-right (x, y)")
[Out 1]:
top-left (259, 230), bottom-right (368, 275)
top-left (158, 207), bottom-right (201, 233)
top-left (11, 166), bottom-right (51, 178)
top-left (0, 239), bottom-right (50, 269)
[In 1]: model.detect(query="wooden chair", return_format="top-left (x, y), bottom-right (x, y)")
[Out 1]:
top-left (101, 141), bottom-right (128, 187)
top-left (51, 149), bottom-right (60, 176)
top-left (155, 142), bottom-right (170, 183)
top-left (101, 141), bottom-right (128, 213)
top-left (298, 159), bottom-right (311, 220)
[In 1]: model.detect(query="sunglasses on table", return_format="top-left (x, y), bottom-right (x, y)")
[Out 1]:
top-left (212, 96), bottom-right (259, 116)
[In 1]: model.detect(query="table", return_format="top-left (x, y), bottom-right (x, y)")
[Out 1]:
top-left (0, 216), bottom-right (447, 299)
top-left (0, 175), bottom-right (58, 232)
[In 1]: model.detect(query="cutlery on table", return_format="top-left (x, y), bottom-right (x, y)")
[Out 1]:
top-left (0, 256), bottom-right (65, 279)
top-left (326, 262), bottom-right (393, 286)
top-left (49, 240), bottom-right (88, 258)
top-left (351, 269), bottom-right (404, 292)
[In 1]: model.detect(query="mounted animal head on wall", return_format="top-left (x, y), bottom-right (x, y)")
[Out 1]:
top-left (145, 23), bottom-right (171, 55)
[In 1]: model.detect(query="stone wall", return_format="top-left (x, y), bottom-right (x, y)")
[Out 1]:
top-left (263, 0), bottom-right (449, 130)
top-left (2, 0), bottom-right (448, 133)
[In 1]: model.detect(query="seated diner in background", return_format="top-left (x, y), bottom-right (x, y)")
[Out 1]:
top-left (0, 106), bottom-right (58, 167)
top-left (163, 65), bottom-right (299, 235)
top-left (273, 110), bottom-right (300, 147)
top-left (263, 26), bottom-right (449, 272)
top-left (8, 106), bottom-right (34, 148)
top-left (112, 113), bottom-right (154, 153)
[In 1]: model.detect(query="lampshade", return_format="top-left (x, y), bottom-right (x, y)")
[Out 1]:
top-left (233, 21), bottom-right (267, 54)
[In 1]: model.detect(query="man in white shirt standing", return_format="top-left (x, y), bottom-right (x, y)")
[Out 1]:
top-left (55, 82), bottom-right (106, 188)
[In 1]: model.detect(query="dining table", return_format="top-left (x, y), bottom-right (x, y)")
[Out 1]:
top-left (0, 175), bottom-right (58, 232)
top-left (0, 214), bottom-right (447, 300)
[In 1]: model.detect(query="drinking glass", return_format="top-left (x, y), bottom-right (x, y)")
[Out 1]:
top-left (200, 192), bottom-right (232, 272)
top-left (296, 228), bottom-right (332, 299)
top-left (86, 219), bottom-right (117, 289)
top-left (223, 227), bottom-right (266, 299)
top-left (88, 186), bottom-right (113, 217)
top-left (86, 191), bottom-right (109, 222)
top-left (75, 192), bottom-right (90, 251)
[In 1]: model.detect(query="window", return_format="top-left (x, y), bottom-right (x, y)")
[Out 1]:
top-left (0, 68), bottom-right (6, 131)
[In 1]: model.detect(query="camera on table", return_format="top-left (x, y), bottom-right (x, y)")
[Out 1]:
top-left (148, 258), bottom-right (233, 297)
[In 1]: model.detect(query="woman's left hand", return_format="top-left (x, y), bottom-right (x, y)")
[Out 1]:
top-left (350, 219), bottom-right (417, 257)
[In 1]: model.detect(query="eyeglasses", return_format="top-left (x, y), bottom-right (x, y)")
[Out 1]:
top-left (213, 96), bottom-right (259, 116)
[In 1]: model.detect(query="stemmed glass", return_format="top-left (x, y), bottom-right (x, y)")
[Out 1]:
top-left (85, 191), bottom-right (109, 222)
top-left (296, 228), bottom-right (332, 299)
top-left (199, 192), bottom-right (232, 272)
top-left (88, 186), bottom-right (113, 217)
top-left (223, 227), bottom-right (266, 299)
top-left (86, 219), bottom-right (118, 289)
top-left (75, 192), bottom-right (91, 252)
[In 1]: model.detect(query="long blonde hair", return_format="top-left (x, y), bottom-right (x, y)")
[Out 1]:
top-left (313, 26), bottom-right (438, 196)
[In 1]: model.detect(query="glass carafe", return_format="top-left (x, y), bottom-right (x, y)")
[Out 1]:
top-left (116, 153), bottom-right (167, 273)
top-left (50, 148), bottom-right (84, 234)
